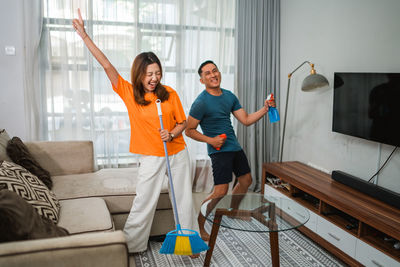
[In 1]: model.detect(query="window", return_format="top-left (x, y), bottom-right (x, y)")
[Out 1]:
top-left (41, 0), bottom-right (235, 167)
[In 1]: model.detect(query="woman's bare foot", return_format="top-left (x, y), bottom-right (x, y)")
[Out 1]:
top-left (189, 253), bottom-right (200, 259)
top-left (200, 230), bottom-right (210, 241)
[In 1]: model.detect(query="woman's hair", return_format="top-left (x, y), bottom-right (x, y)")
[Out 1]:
top-left (131, 52), bottom-right (169, 105)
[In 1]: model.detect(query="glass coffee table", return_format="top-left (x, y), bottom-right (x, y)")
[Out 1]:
top-left (200, 193), bottom-right (309, 267)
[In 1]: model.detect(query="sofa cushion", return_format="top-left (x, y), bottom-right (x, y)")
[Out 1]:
top-left (0, 189), bottom-right (68, 243)
top-left (0, 231), bottom-right (128, 267)
top-left (25, 141), bottom-right (95, 176)
top-left (0, 129), bottom-right (11, 162)
top-left (57, 198), bottom-right (114, 234)
top-left (0, 161), bottom-right (60, 223)
top-left (7, 136), bottom-right (53, 189)
top-left (52, 168), bottom-right (172, 213)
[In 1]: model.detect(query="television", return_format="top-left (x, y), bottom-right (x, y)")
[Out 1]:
top-left (333, 72), bottom-right (400, 147)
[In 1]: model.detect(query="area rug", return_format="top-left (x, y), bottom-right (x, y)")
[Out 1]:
top-left (134, 221), bottom-right (345, 267)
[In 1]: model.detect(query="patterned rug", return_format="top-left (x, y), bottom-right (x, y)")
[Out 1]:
top-left (134, 221), bottom-right (345, 267)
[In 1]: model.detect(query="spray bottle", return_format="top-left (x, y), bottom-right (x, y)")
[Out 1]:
top-left (267, 93), bottom-right (280, 123)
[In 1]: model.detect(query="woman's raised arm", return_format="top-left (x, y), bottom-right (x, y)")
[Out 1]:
top-left (72, 8), bottom-right (119, 87)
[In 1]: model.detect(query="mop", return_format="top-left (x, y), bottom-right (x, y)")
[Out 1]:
top-left (155, 99), bottom-right (209, 255)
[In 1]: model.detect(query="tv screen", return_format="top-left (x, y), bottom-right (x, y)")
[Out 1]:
top-left (333, 72), bottom-right (400, 147)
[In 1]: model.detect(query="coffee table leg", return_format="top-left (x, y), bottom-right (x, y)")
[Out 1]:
top-left (269, 231), bottom-right (280, 267)
top-left (204, 213), bottom-right (223, 267)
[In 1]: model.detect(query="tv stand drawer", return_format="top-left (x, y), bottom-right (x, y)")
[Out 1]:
top-left (355, 239), bottom-right (400, 267)
top-left (317, 215), bottom-right (357, 258)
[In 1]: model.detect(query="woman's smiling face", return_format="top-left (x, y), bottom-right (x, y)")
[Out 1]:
top-left (142, 63), bottom-right (162, 92)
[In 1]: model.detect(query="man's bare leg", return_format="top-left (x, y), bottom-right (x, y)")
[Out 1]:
top-left (229, 173), bottom-right (252, 220)
top-left (232, 172), bottom-right (252, 195)
top-left (198, 184), bottom-right (229, 241)
top-left (198, 173), bottom-right (252, 240)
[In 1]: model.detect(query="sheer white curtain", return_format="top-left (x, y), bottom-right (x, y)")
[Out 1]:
top-left (37, 0), bottom-right (235, 190)
top-left (22, 0), bottom-right (43, 141)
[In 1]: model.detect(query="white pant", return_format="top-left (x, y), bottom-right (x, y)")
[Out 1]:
top-left (123, 148), bottom-right (199, 253)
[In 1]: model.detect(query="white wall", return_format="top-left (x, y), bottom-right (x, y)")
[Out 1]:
top-left (281, 0), bottom-right (400, 193)
top-left (0, 0), bottom-right (26, 139)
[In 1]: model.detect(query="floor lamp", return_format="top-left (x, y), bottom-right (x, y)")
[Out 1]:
top-left (279, 61), bottom-right (329, 162)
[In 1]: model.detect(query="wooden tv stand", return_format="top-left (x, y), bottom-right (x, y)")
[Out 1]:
top-left (262, 161), bottom-right (400, 266)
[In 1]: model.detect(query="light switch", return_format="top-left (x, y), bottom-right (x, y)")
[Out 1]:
top-left (5, 46), bottom-right (16, 56)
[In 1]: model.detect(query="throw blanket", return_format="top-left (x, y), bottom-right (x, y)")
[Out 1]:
top-left (0, 189), bottom-right (68, 243)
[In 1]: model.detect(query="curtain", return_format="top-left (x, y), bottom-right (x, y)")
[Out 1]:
top-left (235, 0), bottom-right (280, 192)
top-left (22, 0), bottom-right (43, 141)
top-left (36, 0), bottom-right (235, 181)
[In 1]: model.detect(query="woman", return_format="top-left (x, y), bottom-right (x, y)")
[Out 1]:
top-left (72, 9), bottom-right (199, 254)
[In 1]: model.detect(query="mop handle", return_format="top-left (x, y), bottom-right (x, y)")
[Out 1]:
top-left (155, 99), bottom-right (181, 227)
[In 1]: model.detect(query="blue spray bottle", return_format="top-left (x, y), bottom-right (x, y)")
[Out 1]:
top-left (267, 93), bottom-right (280, 123)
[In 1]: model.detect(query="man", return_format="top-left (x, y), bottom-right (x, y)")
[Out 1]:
top-left (185, 60), bottom-right (275, 240)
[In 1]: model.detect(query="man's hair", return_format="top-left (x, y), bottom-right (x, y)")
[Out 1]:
top-left (198, 60), bottom-right (218, 76)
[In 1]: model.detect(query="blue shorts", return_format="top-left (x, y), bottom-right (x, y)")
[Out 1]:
top-left (209, 150), bottom-right (251, 185)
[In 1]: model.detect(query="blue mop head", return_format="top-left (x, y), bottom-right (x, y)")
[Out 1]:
top-left (160, 225), bottom-right (209, 255)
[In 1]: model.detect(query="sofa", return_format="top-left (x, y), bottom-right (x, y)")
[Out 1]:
top-left (0, 140), bottom-right (182, 267)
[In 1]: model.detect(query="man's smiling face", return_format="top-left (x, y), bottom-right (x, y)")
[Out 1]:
top-left (200, 63), bottom-right (221, 89)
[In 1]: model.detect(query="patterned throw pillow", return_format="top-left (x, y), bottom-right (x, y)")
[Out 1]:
top-left (0, 161), bottom-right (60, 223)
top-left (7, 136), bottom-right (53, 189)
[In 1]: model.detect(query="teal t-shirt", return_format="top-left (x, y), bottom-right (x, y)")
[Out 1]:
top-left (189, 89), bottom-right (242, 155)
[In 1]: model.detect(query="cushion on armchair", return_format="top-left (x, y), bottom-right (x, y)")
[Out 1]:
top-left (0, 189), bottom-right (68, 243)
top-left (0, 161), bottom-right (60, 223)
top-left (6, 136), bottom-right (53, 189)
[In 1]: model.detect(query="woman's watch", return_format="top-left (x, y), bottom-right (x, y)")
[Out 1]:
top-left (169, 133), bottom-right (175, 141)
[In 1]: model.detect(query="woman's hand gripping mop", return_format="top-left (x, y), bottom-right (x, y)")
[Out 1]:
top-left (156, 99), bottom-right (209, 255)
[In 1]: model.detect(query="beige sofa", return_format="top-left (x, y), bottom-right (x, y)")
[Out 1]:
top-left (0, 140), bottom-right (181, 267)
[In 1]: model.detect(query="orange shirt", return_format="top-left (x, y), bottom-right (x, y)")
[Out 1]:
top-left (112, 75), bottom-right (186, 156)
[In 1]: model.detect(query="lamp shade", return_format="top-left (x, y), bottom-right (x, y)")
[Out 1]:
top-left (301, 73), bottom-right (329, 92)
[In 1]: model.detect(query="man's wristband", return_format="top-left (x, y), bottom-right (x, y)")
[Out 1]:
top-left (169, 133), bottom-right (175, 141)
